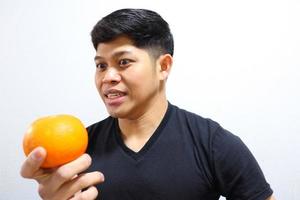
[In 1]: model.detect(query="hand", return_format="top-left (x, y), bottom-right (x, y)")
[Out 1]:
top-left (20, 147), bottom-right (104, 200)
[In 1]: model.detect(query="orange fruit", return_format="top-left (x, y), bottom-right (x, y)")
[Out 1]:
top-left (23, 114), bottom-right (88, 168)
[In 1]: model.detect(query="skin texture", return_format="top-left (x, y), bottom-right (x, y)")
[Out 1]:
top-left (20, 147), bottom-right (104, 200)
top-left (94, 36), bottom-right (172, 152)
top-left (94, 36), bottom-right (170, 120)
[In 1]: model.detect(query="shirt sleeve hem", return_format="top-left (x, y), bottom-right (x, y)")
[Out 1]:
top-left (249, 187), bottom-right (273, 200)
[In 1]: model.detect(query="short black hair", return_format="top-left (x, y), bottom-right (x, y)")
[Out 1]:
top-left (91, 8), bottom-right (174, 58)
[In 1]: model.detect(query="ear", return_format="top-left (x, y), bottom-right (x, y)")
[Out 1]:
top-left (157, 54), bottom-right (173, 80)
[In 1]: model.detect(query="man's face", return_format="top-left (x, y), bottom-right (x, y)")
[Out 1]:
top-left (94, 36), bottom-right (164, 119)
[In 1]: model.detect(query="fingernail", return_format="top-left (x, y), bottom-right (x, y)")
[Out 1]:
top-left (99, 172), bottom-right (105, 181)
top-left (31, 147), bottom-right (43, 161)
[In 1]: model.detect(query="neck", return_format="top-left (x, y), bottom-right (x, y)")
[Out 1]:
top-left (118, 97), bottom-right (168, 142)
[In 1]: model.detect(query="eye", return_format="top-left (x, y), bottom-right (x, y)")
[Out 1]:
top-left (96, 63), bottom-right (107, 70)
top-left (119, 59), bottom-right (132, 67)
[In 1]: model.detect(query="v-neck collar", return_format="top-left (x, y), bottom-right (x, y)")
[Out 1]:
top-left (113, 102), bottom-right (173, 161)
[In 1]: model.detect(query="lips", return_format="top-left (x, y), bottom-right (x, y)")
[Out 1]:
top-left (103, 89), bottom-right (127, 106)
top-left (107, 92), bottom-right (125, 99)
top-left (104, 89), bottom-right (126, 98)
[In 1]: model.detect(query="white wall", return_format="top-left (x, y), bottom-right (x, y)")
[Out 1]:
top-left (1, 0), bottom-right (299, 199)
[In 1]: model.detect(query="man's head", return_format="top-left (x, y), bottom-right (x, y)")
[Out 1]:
top-left (91, 8), bottom-right (174, 59)
top-left (91, 9), bottom-right (173, 119)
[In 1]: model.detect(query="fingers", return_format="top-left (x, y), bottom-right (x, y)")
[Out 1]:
top-left (58, 171), bottom-right (104, 199)
top-left (39, 171), bottom-right (104, 200)
top-left (20, 147), bottom-right (47, 179)
top-left (42, 154), bottom-right (93, 194)
top-left (21, 151), bottom-right (103, 200)
top-left (70, 186), bottom-right (99, 200)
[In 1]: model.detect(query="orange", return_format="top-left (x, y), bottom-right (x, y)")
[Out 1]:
top-left (23, 114), bottom-right (88, 168)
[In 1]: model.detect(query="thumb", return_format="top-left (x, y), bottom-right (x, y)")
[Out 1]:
top-left (20, 147), bottom-right (47, 179)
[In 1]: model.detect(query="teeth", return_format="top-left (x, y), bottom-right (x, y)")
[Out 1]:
top-left (107, 93), bottom-right (122, 99)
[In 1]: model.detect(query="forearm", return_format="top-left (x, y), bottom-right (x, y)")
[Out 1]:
top-left (267, 195), bottom-right (276, 200)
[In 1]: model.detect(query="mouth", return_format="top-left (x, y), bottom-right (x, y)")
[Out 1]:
top-left (103, 89), bottom-right (127, 106)
top-left (106, 92), bottom-right (126, 99)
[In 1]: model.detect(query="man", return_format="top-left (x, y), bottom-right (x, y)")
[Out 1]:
top-left (21, 8), bottom-right (275, 200)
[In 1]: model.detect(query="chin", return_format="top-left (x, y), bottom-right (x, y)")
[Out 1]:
top-left (105, 103), bottom-right (137, 119)
top-left (106, 109), bottom-right (126, 118)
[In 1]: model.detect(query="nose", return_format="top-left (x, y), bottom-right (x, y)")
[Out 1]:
top-left (102, 67), bottom-right (121, 84)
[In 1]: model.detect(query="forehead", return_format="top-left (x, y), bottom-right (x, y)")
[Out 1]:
top-left (94, 36), bottom-right (156, 63)
top-left (96, 36), bottom-right (136, 56)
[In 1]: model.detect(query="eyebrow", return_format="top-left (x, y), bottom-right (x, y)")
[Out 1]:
top-left (94, 50), bottom-right (133, 61)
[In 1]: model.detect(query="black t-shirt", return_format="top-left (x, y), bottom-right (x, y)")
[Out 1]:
top-left (86, 103), bottom-right (273, 200)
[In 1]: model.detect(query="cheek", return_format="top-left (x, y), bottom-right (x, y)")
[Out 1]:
top-left (94, 73), bottom-right (102, 89)
top-left (125, 71), bottom-right (148, 90)
top-left (129, 70), bottom-right (157, 92)
top-left (132, 65), bottom-right (155, 81)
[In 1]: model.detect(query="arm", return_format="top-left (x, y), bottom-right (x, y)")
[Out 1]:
top-left (20, 147), bottom-right (104, 200)
top-left (267, 195), bottom-right (276, 200)
top-left (212, 127), bottom-right (273, 199)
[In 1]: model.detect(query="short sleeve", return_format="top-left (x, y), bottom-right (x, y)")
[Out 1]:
top-left (212, 127), bottom-right (273, 200)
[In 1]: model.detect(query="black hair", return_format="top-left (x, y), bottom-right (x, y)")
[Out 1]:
top-left (91, 8), bottom-right (174, 58)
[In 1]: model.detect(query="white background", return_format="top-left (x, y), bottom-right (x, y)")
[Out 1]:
top-left (1, 0), bottom-right (299, 199)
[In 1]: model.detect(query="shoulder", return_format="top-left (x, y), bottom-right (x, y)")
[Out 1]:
top-left (86, 116), bottom-right (114, 136)
top-left (169, 103), bottom-right (226, 143)
top-left (170, 103), bottom-right (254, 168)
top-left (171, 104), bottom-right (273, 199)
top-left (171, 104), bottom-right (251, 161)
top-left (169, 103), bottom-right (240, 159)
top-left (170, 103), bottom-right (220, 131)
top-left (85, 116), bottom-right (115, 153)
